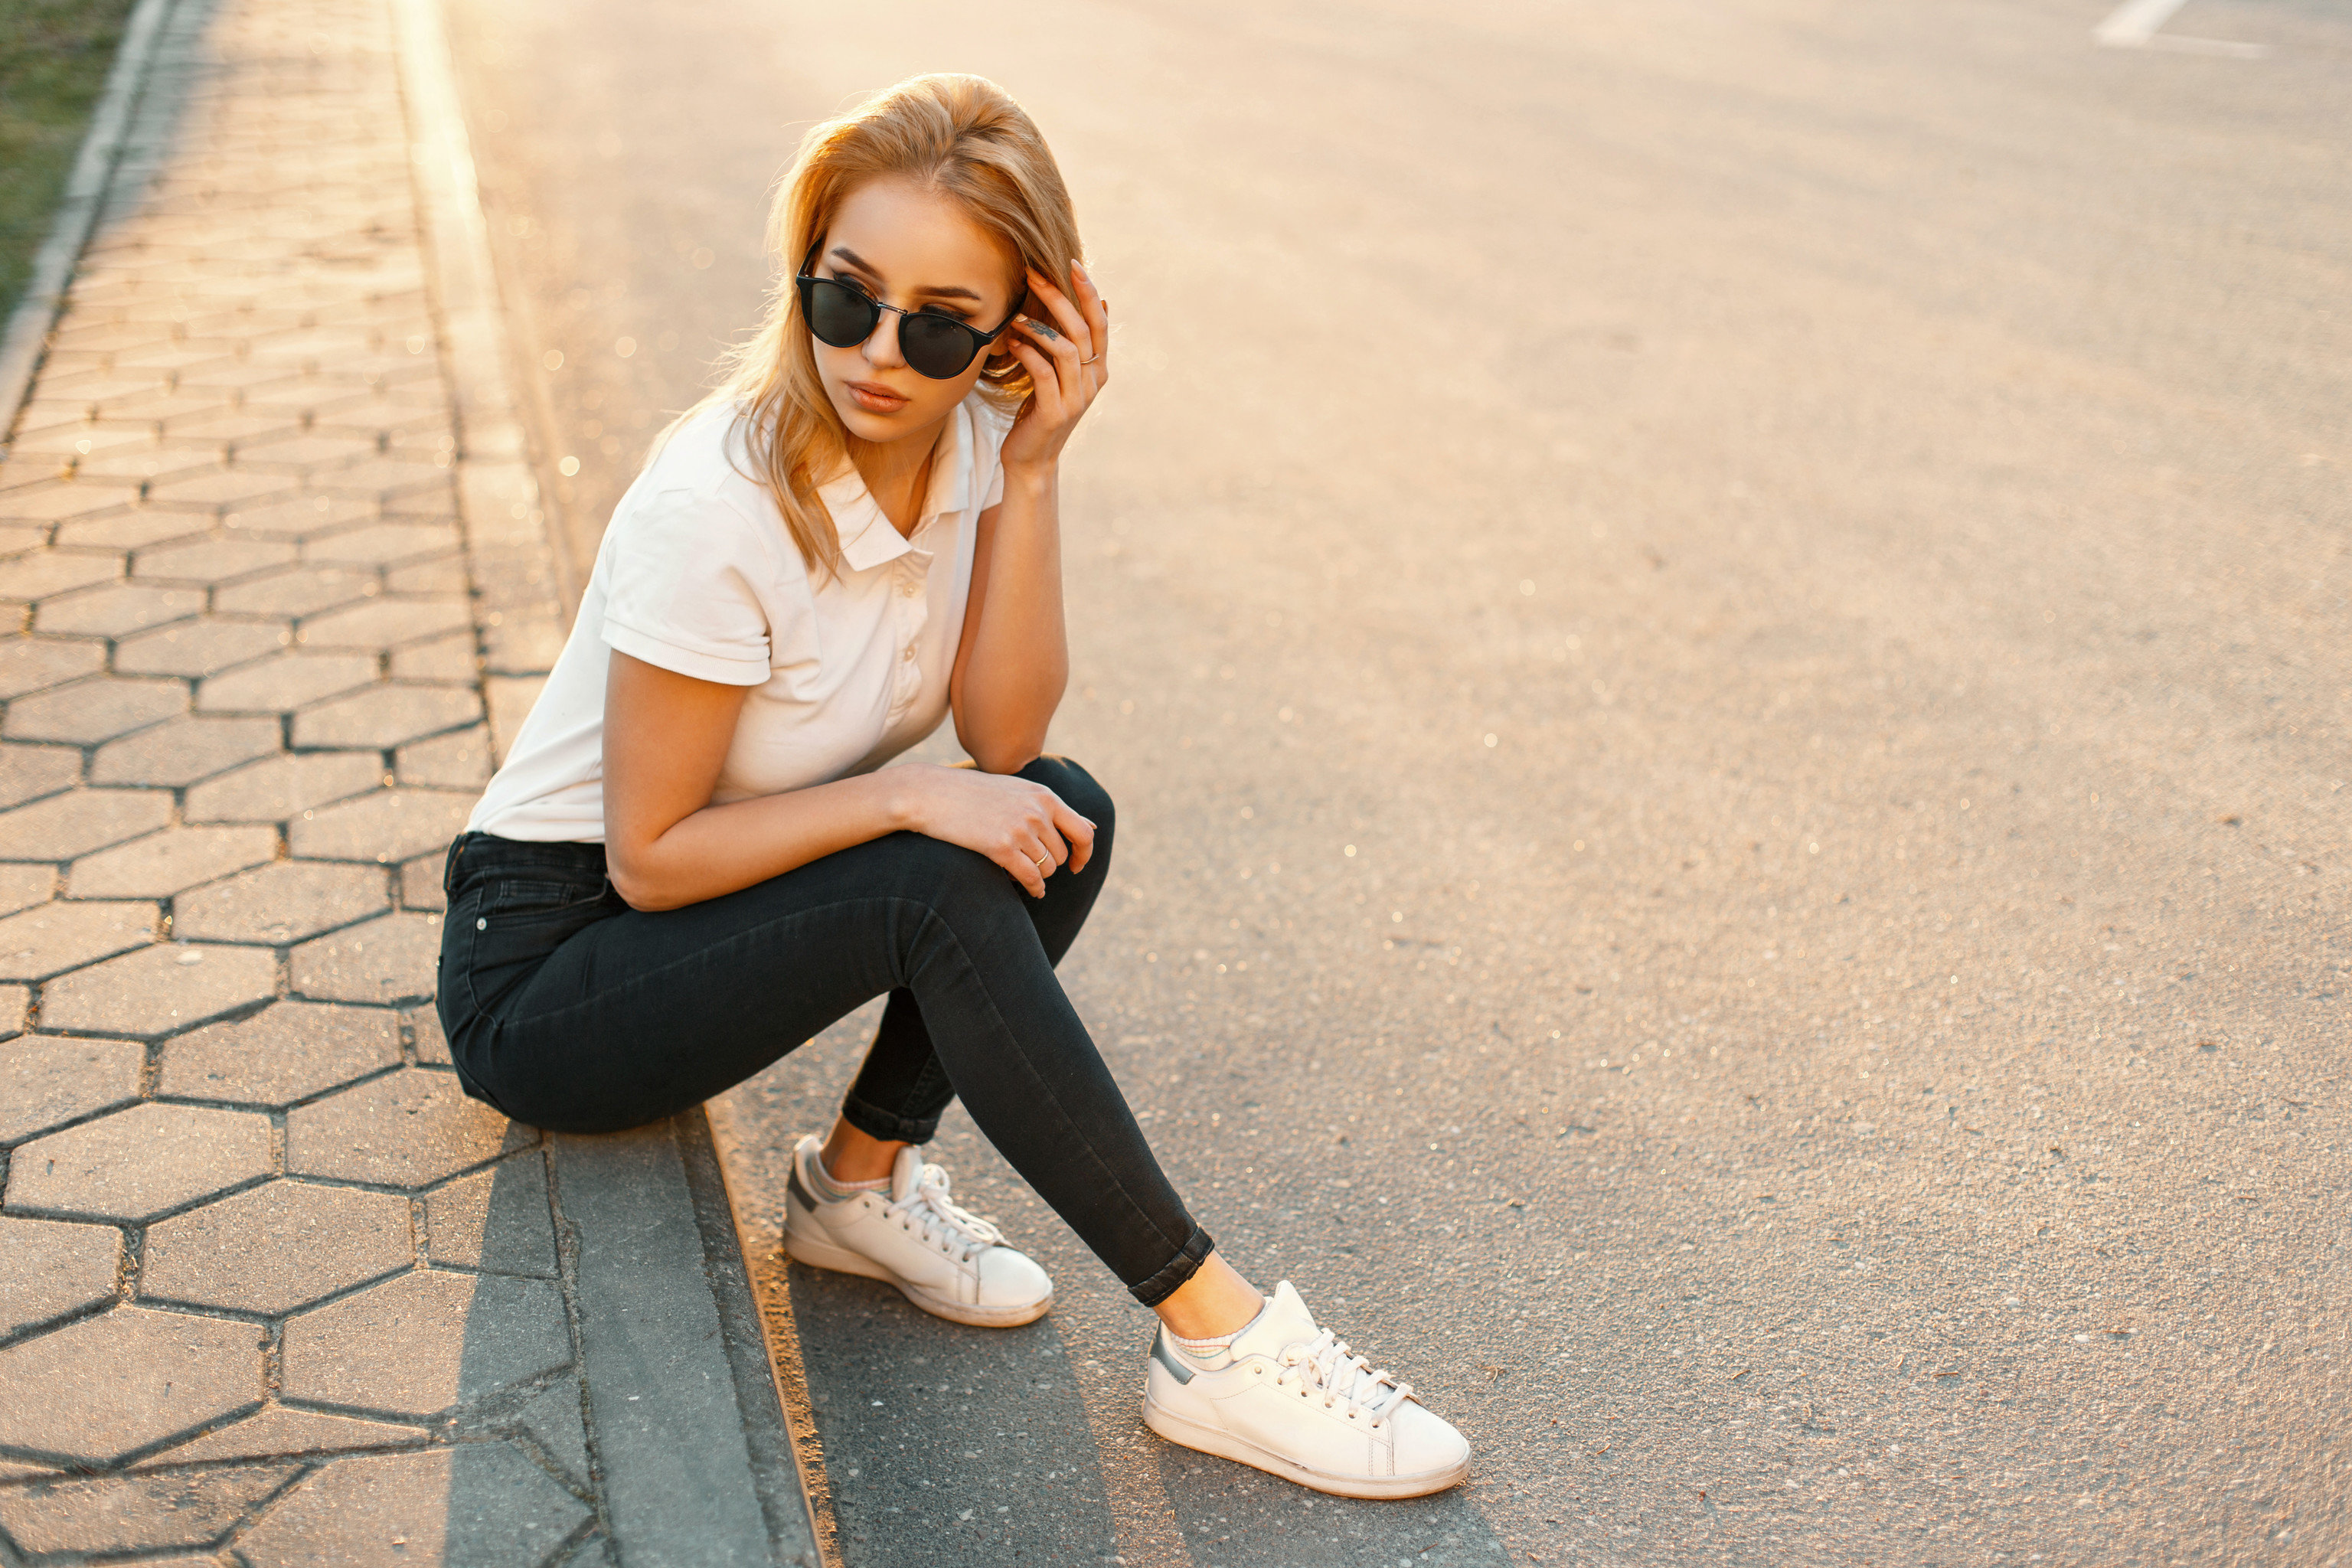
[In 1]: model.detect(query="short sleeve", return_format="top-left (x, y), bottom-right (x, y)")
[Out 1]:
top-left (599, 489), bottom-right (778, 686)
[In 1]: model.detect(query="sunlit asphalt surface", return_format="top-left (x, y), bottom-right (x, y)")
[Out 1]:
top-left (443, 0), bottom-right (2349, 1560)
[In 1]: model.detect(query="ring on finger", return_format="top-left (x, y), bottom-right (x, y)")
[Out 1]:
top-left (1081, 354), bottom-right (1099, 365)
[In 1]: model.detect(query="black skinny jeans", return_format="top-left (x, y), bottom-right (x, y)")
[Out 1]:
top-left (435, 756), bottom-right (1212, 1305)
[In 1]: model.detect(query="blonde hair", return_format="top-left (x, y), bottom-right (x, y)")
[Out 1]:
top-left (686, 74), bottom-right (1082, 577)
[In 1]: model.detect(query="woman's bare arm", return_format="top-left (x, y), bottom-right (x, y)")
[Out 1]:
top-left (949, 262), bottom-right (1108, 773)
top-left (602, 652), bottom-right (1095, 911)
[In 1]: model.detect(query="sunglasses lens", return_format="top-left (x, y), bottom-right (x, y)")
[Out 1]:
top-left (805, 279), bottom-right (875, 348)
top-left (899, 314), bottom-right (979, 380)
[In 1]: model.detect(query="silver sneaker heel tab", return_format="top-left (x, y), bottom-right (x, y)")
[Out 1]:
top-left (1150, 1332), bottom-right (1197, 1385)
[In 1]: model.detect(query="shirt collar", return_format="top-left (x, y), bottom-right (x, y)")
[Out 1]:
top-left (816, 401), bottom-right (972, 573)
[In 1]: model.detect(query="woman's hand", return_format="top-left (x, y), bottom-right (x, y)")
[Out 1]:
top-left (897, 765), bottom-right (1095, 897)
top-left (998, 260), bottom-right (1109, 477)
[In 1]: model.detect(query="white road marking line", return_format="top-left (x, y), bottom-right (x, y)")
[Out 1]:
top-left (2093, 0), bottom-right (2269, 57)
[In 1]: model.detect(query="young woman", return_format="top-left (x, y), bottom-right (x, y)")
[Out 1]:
top-left (436, 74), bottom-right (1468, 1500)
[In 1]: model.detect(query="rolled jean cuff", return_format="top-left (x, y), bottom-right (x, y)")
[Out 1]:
top-left (1127, 1223), bottom-right (1217, 1308)
top-left (838, 1087), bottom-right (943, 1146)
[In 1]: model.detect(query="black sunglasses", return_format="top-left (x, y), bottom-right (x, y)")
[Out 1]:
top-left (795, 243), bottom-right (1022, 381)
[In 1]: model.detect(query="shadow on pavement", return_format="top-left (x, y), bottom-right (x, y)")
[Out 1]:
top-left (789, 1265), bottom-right (1123, 1564)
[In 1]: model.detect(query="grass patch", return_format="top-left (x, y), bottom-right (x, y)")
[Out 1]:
top-left (0, 0), bottom-right (139, 325)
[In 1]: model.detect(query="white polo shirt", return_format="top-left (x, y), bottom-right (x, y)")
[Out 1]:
top-left (466, 394), bottom-right (1011, 842)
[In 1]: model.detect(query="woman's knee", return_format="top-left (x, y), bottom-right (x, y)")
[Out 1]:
top-left (1023, 754), bottom-right (1114, 835)
top-left (893, 830), bottom-right (1025, 913)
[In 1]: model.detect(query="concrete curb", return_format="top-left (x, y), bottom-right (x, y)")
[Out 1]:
top-left (386, 0), bottom-right (820, 1561)
top-left (0, 0), bottom-right (178, 454)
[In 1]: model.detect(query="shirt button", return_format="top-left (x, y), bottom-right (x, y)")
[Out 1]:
top-left (900, 583), bottom-right (917, 597)
top-left (903, 646), bottom-right (916, 662)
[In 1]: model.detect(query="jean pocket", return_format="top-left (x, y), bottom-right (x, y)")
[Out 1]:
top-left (488, 877), bottom-right (612, 923)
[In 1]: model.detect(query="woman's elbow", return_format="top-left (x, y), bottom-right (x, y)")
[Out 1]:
top-left (605, 851), bottom-right (681, 912)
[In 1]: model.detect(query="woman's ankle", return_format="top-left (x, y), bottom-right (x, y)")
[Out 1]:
top-left (1152, 1252), bottom-right (1263, 1340)
top-left (819, 1117), bottom-right (906, 1185)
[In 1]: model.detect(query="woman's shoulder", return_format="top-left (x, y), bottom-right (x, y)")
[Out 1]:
top-left (609, 403), bottom-right (784, 554)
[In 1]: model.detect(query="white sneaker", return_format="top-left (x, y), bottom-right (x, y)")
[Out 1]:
top-left (782, 1135), bottom-right (1054, 1328)
top-left (1141, 1280), bottom-right (1470, 1498)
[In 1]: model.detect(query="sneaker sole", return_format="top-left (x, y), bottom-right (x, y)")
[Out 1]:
top-left (1141, 1393), bottom-right (1469, 1499)
top-left (781, 1226), bottom-right (1052, 1329)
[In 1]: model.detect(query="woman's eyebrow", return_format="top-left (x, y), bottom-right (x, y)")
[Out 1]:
top-left (827, 246), bottom-right (983, 302)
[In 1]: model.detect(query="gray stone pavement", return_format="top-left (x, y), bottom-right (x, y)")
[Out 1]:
top-left (0, 0), bottom-right (811, 1561)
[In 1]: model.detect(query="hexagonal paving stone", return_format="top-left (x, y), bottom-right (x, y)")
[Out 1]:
top-left (145, 468), bottom-right (299, 511)
top-left (0, 743), bottom-right (80, 809)
top-left (0, 550), bottom-right (122, 604)
top-left (6, 1103), bottom-right (271, 1220)
top-left (159, 999), bottom-right (400, 1106)
top-left (235, 1446), bottom-right (586, 1567)
top-left (0, 788), bottom-right (172, 859)
top-left (0, 638), bottom-right (104, 700)
top-left (40, 942), bottom-right (279, 1037)
top-left (407, 1004), bottom-right (451, 1066)
top-left (116, 616), bottom-right (290, 677)
top-left (397, 853), bottom-right (445, 912)
top-left (0, 1307), bottom-right (260, 1464)
top-left (287, 1069), bottom-right (519, 1187)
top-left (185, 750), bottom-right (383, 825)
top-left (387, 631), bottom-right (476, 683)
top-left (234, 432), bottom-right (378, 469)
top-left (133, 535), bottom-right (299, 585)
top-left (0, 1462), bottom-right (292, 1557)
top-left (287, 789), bottom-right (472, 864)
top-left (74, 446), bottom-right (224, 485)
top-left (424, 1156), bottom-right (555, 1276)
top-left (0, 863), bottom-right (53, 915)
top-left (312, 458), bottom-right (449, 501)
top-left (198, 650), bottom-right (377, 714)
top-left (218, 492), bottom-right (374, 540)
top-left (295, 684), bottom-right (482, 750)
top-left (53, 508), bottom-right (211, 550)
top-left (0, 1034), bottom-right (145, 1141)
top-left (142, 1180), bottom-right (411, 1314)
top-left (297, 595), bottom-right (470, 651)
top-left (67, 824), bottom-right (276, 898)
top-left (302, 521), bottom-right (461, 567)
top-left (166, 408), bottom-right (304, 442)
top-left (0, 1215), bottom-right (122, 1336)
top-left (4, 675), bottom-right (186, 743)
top-left (384, 554), bottom-right (468, 595)
top-left (34, 582), bottom-right (207, 636)
top-left (0, 982), bottom-right (24, 1037)
top-left (0, 482), bottom-right (140, 524)
top-left (278, 1272), bottom-right (568, 1419)
top-left (214, 564), bottom-right (375, 619)
top-left (390, 727), bottom-right (488, 792)
top-left (0, 900), bottom-right (156, 979)
top-left (156, 1406), bottom-right (423, 1465)
top-left (175, 859), bottom-right (387, 944)
top-left (91, 714), bottom-right (281, 787)
top-left (289, 912), bottom-right (440, 1004)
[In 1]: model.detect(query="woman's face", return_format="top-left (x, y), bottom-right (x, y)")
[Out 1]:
top-left (808, 176), bottom-right (1021, 447)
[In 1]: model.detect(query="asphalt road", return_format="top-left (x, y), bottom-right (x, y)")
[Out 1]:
top-left (439, 0), bottom-right (2350, 1562)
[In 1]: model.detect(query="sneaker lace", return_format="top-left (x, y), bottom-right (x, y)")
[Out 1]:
top-left (1274, 1328), bottom-right (1411, 1426)
top-left (889, 1163), bottom-right (1004, 1262)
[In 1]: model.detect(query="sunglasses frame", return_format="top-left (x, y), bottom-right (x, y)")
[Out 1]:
top-left (794, 241), bottom-right (1024, 381)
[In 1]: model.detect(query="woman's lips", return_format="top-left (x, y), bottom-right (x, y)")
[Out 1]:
top-left (847, 381), bottom-right (909, 413)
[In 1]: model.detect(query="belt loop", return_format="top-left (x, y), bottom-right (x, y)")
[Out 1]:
top-left (442, 831), bottom-right (472, 899)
